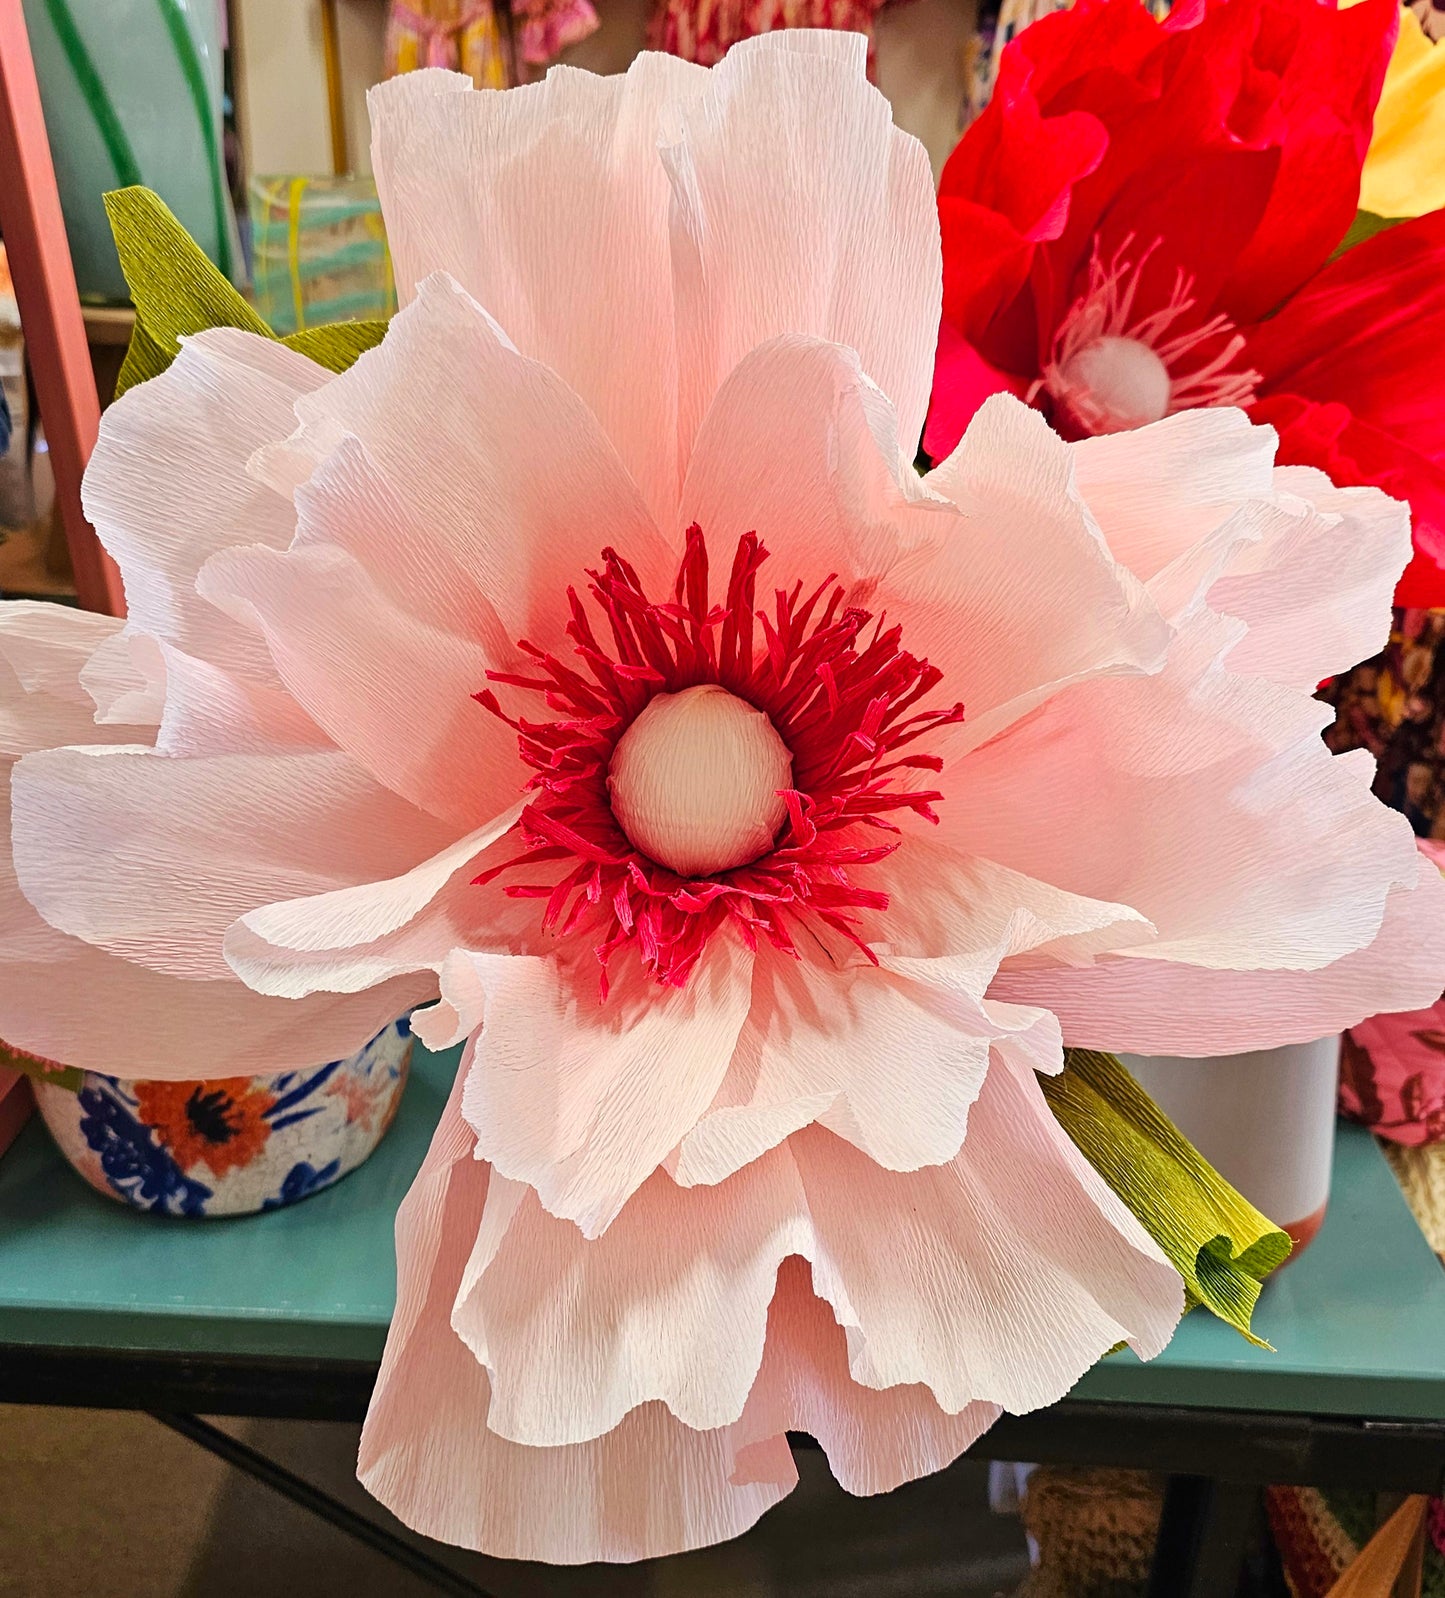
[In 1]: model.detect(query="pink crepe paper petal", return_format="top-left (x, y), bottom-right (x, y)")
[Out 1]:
top-left (992, 867), bottom-right (1445, 1057)
top-left (732, 1255), bottom-right (1001, 1496)
top-left (450, 1054), bottom-right (1179, 1450)
top-left (1207, 468), bottom-right (1408, 691)
top-left (0, 604), bottom-right (126, 751)
top-left (667, 946), bottom-right (1061, 1190)
top-left (0, 611), bottom-right (431, 1077)
top-left (224, 806), bottom-right (523, 998)
top-left (78, 628), bottom-right (167, 727)
top-left (944, 610), bottom-right (1420, 972)
top-left (0, 855), bottom-right (431, 1078)
top-left (200, 538), bottom-right (522, 831)
top-left (906, 394), bottom-right (1170, 758)
top-left (150, 640), bottom-right (327, 759)
top-left (274, 274), bottom-right (675, 655)
top-left (664, 33), bottom-right (939, 468)
top-left (10, 745), bottom-right (456, 981)
top-left (679, 335), bottom-right (954, 595)
top-left (874, 835), bottom-right (1154, 965)
top-left (358, 1068), bottom-right (795, 1562)
top-left (460, 934), bottom-right (756, 1236)
top-left (1070, 411), bottom-right (1410, 689)
top-left (368, 57), bottom-right (707, 532)
top-left (81, 331), bottom-right (329, 682)
top-left (409, 947), bottom-right (492, 1052)
top-left (1069, 408), bottom-right (1278, 583)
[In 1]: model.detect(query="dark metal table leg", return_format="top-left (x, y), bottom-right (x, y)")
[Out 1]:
top-left (1146, 1475), bottom-right (1260, 1598)
top-left (148, 1413), bottom-right (496, 1598)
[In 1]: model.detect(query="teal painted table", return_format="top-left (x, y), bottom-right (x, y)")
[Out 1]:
top-left (1, 1043), bottom-right (1443, 1596)
top-left (1, 1041), bottom-right (1442, 1414)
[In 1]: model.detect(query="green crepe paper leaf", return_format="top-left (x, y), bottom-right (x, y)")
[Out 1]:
top-left (1042, 1049), bottom-right (1292, 1348)
top-left (282, 320), bottom-right (390, 373)
top-left (114, 316), bottom-right (172, 397)
top-left (0, 1042), bottom-right (83, 1094)
top-left (105, 186), bottom-right (269, 360)
top-left (104, 187), bottom-right (390, 397)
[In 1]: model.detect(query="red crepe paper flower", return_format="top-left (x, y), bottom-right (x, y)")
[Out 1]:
top-left (928, 0), bottom-right (1445, 607)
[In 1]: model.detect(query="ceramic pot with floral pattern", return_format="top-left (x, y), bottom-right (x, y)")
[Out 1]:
top-left (31, 1016), bottom-right (412, 1217)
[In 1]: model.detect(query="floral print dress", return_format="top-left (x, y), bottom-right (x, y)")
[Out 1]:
top-left (385, 0), bottom-right (599, 90)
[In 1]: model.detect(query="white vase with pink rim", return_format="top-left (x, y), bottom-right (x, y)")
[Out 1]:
top-left (1121, 1036), bottom-right (1341, 1256)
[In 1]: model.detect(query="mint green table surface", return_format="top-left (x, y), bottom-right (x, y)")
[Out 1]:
top-left (1, 1043), bottom-right (1443, 1421)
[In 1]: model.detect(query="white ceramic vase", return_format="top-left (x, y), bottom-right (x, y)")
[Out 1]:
top-left (1120, 1035), bottom-right (1341, 1254)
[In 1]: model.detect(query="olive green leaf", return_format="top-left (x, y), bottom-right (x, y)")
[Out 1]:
top-left (103, 186), bottom-right (389, 397)
top-left (1043, 1049), bottom-right (1291, 1347)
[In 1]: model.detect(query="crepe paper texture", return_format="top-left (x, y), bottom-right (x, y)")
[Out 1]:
top-left (930, 0), bottom-right (1445, 610)
top-left (3, 33), bottom-right (1445, 1564)
top-left (103, 187), bottom-right (387, 398)
top-left (1043, 1051), bottom-right (1291, 1346)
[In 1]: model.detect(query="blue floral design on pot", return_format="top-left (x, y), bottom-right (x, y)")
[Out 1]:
top-left (32, 1017), bottom-right (412, 1217)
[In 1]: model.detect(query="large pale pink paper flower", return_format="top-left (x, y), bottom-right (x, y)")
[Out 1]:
top-left (0, 600), bottom-right (431, 1076)
top-left (7, 32), bottom-right (1445, 1562)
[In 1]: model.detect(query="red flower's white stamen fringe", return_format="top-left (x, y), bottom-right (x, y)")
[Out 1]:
top-left (476, 526), bottom-right (965, 993)
top-left (1034, 235), bottom-right (1263, 436)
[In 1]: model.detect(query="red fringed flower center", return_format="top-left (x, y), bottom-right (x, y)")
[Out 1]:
top-left (476, 527), bottom-right (964, 992)
top-left (1034, 234), bottom-right (1262, 439)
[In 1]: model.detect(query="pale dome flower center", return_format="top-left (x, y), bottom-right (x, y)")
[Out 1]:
top-left (607, 684), bottom-right (793, 877)
top-left (1056, 335), bottom-right (1172, 433)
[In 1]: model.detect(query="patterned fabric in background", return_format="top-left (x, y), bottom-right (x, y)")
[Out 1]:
top-left (1342, 1001), bottom-right (1445, 1146)
top-left (646, 0), bottom-right (899, 76)
top-left (1325, 611), bottom-right (1445, 839)
top-left (1327, 620), bottom-right (1445, 1146)
top-left (1413, 0), bottom-right (1444, 41)
top-left (385, 0), bottom-right (599, 89)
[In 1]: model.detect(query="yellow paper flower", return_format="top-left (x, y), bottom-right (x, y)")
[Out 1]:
top-left (1361, 5), bottom-right (1445, 219)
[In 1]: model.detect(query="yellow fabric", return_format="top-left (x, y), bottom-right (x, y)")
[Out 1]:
top-left (1361, 7), bottom-right (1445, 219)
top-left (386, 0), bottom-right (512, 90)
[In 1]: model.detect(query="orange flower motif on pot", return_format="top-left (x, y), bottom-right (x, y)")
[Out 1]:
top-left (134, 1078), bottom-right (277, 1177)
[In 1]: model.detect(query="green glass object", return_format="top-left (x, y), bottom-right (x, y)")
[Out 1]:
top-left (22, 0), bottom-right (239, 303)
